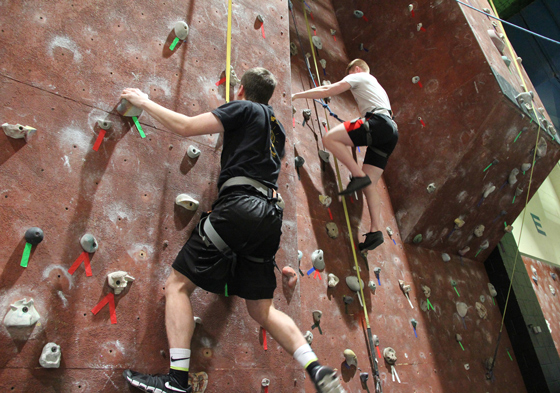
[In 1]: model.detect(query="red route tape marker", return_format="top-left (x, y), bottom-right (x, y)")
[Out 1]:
top-left (263, 328), bottom-right (267, 350)
top-left (328, 207), bottom-right (333, 220)
top-left (93, 129), bottom-right (106, 152)
top-left (215, 77), bottom-right (226, 86)
top-left (376, 346), bottom-right (382, 359)
top-left (411, 10), bottom-right (415, 17)
top-left (362, 15), bottom-right (368, 22)
top-left (418, 118), bottom-right (426, 127)
top-left (310, 12), bottom-right (314, 20)
top-left (68, 251), bottom-right (92, 277)
top-left (264, 387), bottom-right (269, 393)
top-left (418, 81), bottom-right (423, 88)
top-left (261, 24), bottom-right (266, 39)
top-left (91, 292), bottom-right (117, 324)
top-left (333, 36), bottom-right (336, 42)
top-left (420, 27), bottom-right (427, 32)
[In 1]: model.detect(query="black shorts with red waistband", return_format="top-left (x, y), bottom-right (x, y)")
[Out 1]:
top-left (343, 113), bottom-right (399, 169)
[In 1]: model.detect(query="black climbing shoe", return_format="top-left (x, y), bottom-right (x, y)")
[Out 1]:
top-left (358, 231), bottom-right (384, 251)
top-left (312, 366), bottom-right (346, 393)
top-left (339, 175), bottom-right (371, 195)
top-left (123, 369), bottom-right (192, 393)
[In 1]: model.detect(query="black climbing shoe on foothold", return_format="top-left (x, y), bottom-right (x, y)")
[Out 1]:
top-left (359, 231), bottom-right (384, 251)
top-left (123, 369), bottom-right (192, 393)
top-left (312, 366), bottom-right (347, 393)
top-left (339, 175), bottom-right (372, 195)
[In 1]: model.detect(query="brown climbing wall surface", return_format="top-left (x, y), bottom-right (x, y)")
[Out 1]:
top-left (0, 1), bottom-right (301, 392)
top-left (331, 0), bottom-right (560, 263)
top-left (0, 0), bottom-right (551, 392)
top-left (291, 0), bottom-right (528, 392)
top-left (522, 256), bottom-right (560, 356)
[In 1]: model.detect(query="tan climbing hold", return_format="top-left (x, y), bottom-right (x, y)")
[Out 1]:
top-left (328, 273), bottom-right (339, 288)
top-left (304, 330), bottom-right (313, 345)
top-left (3, 298), bottom-right (40, 327)
top-left (383, 347), bottom-right (397, 364)
top-left (325, 222), bottom-right (339, 238)
top-left (475, 302), bottom-right (488, 319)
top-left (174, 21), bottom-right (189, 40)
top-left (458, 246), bottom-right (470, 256)
top-left (175, 194), bottom-right (199, 211)
top-left (39, 343), bottom-right (61, 368)
top-left (107, 271), bottom-right (135, 295)
top-left (488, 283), bottom-right (497, 297)
top-left (474, 225), bottom-right (485, 237)
top-left (483, 185), bottom-right (495, 198)
top-left (312, 310), bottom-right (322, 324)
top-left (504, 225), bottom-right (513, 233)
top-left (2, 123), bottom-right (37, 142)
top-left (422, 285), bottom-right (431, 298)
top-left (456, 302), bottom-right (468, 318)
top-left (454, 218), bottom-right (465, 228)
top-left (508, 168), bottom-right (519, 185)
top-left (343, 349), bottom-right (358, 367)
top-left (536, 136), bottom-right (547, 158)
top-left (319, 195), bottom-right (332, 207)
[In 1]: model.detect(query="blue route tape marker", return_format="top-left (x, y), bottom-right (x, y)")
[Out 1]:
top-left (307, 267), bottom-right (315, 275)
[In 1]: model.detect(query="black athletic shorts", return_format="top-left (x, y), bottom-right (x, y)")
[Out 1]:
top-left (172, 185), bottom-right (283, 300)
top-left (343, 113), bottom-right (399, 169)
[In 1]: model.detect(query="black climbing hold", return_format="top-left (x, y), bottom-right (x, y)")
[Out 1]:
top-left (24, 227), bottom-right (44, 245)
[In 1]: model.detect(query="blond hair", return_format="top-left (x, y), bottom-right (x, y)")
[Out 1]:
top-left (346, 59), bottom-right (370, 74)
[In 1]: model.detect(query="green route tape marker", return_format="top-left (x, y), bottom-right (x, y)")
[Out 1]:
top-left (132, 116), bottom-right (146, 138)
top-left (224, 283), bottom-right (228, 297)
top-left (504, 221), bottom-right (507, 227)
top-left (170, 37), bottom-right (180, 50)
top-left (483, 163), bottom-right (493, 172)
top-left (512, 195), bottom-right (516, 204)
top-left (513, 130), bottom-right (523, 143)
top-left (475, 248), bottom-right (482, 258)
top-left (459, 342), bottom-right (465, 351)
top-left (492, 297), bottom-right (495, 305)
top-left (507, 349), bottom-right (513, 361)
top-left (454, 286), bottom-right (460, 297)
top-left (20, 242), bottom-right (32, 267)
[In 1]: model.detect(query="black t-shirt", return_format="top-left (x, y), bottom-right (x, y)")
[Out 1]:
top-left (212, 100), bottom-right (286, 190)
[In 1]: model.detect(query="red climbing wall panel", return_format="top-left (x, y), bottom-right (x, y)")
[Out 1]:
top-left (290, 0), bottom-right (528, 392)
top-left (331, 0), bottom-right (560, 263)
top-left (0, 0), bottom-right (548, 392)
top-left (0, 0), bottom-right (301, 392)
top-left (522, 256), bottom-right (560, 356)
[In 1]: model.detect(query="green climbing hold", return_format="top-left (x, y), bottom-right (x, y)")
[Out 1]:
top-left (413, 234), bottom-right (423, 244)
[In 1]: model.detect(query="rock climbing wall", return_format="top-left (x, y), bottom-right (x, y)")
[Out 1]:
top-left (290, 0), bottom-right (544, 392)
top-left (330, 0), bottom-right (560, 263)
top-left (522, 256), bottom-right (560, 356)
top-left (0, 1), bottom-right (301, 392)
top-left (0, 0), bottom-right (554, 393)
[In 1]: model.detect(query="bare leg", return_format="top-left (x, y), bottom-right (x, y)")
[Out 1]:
top-left (246, 299), bottom-right (306, 355)
top-left (322, 123), bottom-right (365, 178)
top-left (165, 269), bottom-right (198, 349)
top-left (361, 164), bottom-right (384, 233)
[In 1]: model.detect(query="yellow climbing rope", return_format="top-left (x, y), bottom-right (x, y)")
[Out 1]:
top-left (225, 0), bottom-right (233, 103)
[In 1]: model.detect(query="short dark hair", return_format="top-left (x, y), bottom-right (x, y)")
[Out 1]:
top-left (240, 67), bottom-right (277, 104)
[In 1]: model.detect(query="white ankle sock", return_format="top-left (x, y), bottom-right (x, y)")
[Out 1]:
top-left (293, 344), bottom-right (318, 369)
top-left (170, 348), bottom-right (191, 371)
